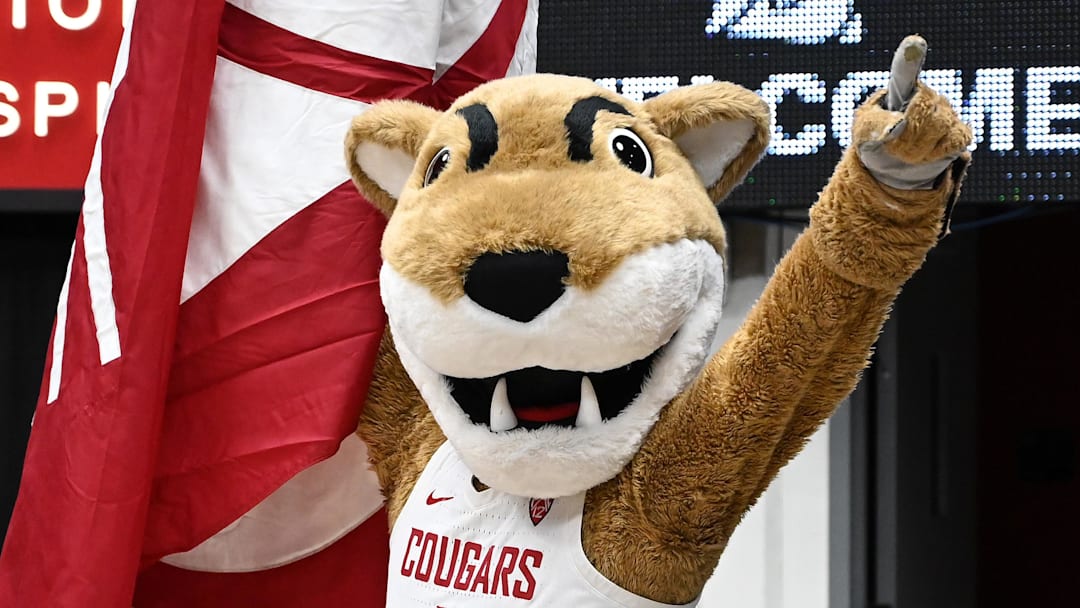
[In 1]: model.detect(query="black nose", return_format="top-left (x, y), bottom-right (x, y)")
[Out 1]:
top-left (464, 250), bottom-right (570, 322)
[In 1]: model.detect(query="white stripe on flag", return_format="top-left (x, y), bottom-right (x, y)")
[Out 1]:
top-left (181, 58), bottom-right (368, 302)
top-left (160, 434), bottom-right (383, 572)
top-left (504, 0), bottom-right (538, 78)
top-left (46, 244), bottom-right (75, 404)
top-left (434, 0), bottom-right (504, 80)
top-left (82, 200), bottom-right (121, 365)
top-left (228, 0), bottom-right (444, 69)
top-left (46, 3), bottom-right (138, 401)
top-left (81, 2), bottom-right (138, 366)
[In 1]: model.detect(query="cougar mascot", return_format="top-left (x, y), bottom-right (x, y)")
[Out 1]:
top-left (345, 36), bottom-right (970, 605)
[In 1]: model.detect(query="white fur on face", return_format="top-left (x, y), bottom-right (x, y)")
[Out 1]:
top-left (382, 239), bottom-right (725, 498)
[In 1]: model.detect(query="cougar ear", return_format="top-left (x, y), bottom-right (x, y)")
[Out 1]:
top-left (345, 100), bottom-right (441, 216)
top-left (644, 82), bottom-right (771, 203)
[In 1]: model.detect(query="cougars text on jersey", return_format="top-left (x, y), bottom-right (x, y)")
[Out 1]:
top-left (399, 527), bottom-right (544, 600)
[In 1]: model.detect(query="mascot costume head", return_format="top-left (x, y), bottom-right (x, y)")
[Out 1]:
top-left (346, 36), bottom-right (971, 604)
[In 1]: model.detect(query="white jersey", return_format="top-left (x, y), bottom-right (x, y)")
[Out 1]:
top-left (387, 442), bottom-right (698, 607)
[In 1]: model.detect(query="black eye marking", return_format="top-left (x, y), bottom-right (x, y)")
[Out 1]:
top-left (424, 147), bottom-right (451, 186)
top-left (564, 96), bottom-right (632, 162)
top-left (608, 128), bottom-right (652, 176)
top-left (456, 103), bottom-right (499, 172)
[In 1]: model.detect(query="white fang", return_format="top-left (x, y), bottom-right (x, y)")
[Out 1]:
top-left (575, 376), bottom-right (602, 428)
top-left (489, 377), bottom-right (517, 432)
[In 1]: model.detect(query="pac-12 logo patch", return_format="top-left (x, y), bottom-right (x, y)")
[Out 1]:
top-left (529, 498), bottom-right (554, 526)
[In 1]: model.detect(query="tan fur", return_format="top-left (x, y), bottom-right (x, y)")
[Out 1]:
top-left (345, 100), bottom-right (441, 216)
top-left (582, 156), bottom-right (963, 603)
top-left (642, 82), bottom-right (772, 199)
top-left (352, 75), bottom-right (971, 603)
top-left (855, 85), bottom-right (974, 166)
top-left (359, 332), bottom-right (445, 520)
top-left (349, 75), bottom-right (770, 302)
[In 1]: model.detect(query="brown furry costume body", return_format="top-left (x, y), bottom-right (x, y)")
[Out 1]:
top-left (347, 57), bottom-right (971, 603)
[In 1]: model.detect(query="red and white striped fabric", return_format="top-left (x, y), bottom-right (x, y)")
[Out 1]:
top-left (0, 1), bottom-right (536, 606)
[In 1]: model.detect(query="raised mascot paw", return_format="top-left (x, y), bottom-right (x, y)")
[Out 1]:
top-left (853, 35), bottom-right (973, 190)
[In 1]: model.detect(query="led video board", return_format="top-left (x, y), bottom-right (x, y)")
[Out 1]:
top-left (536, 0), bottom-right (1080, 209)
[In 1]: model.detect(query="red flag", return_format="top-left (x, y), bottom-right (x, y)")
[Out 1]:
top-left (0, 1), bottom-right (227, 605)
top-left (1, 1), bottom-right (535, 606)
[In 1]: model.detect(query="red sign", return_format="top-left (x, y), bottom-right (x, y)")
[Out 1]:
top-left (1, 1), bottom-right (126, 189)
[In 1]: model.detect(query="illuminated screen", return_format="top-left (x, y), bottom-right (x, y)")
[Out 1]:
top-left (536, 0), bottom-right (1080, 209)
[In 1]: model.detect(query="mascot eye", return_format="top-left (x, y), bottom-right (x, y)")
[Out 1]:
top-left (424, 147), bottom-right (451, 186)
top-left (607, 128), bottom-right (652, 177)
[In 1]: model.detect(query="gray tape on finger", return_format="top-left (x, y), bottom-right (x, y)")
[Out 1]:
top-left (883, 117), bottom-right (907, 142)
top-left (859, 142), bottom-right (954, 190)
top-left (886, 35), bottom-right (927, 111)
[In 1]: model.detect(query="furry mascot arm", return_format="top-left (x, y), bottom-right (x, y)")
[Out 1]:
top-left (622, 36), bottom-right (972, 558)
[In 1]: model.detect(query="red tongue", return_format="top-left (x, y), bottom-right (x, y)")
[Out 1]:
top-left (512, 401), bottom-right (580, 423)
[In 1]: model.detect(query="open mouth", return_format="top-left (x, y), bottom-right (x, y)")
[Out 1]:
top-left (446, 346), bottom-right (665, 431)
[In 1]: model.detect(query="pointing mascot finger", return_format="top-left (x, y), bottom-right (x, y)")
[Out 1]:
top-left (346, 35), bottom-right (971, 605)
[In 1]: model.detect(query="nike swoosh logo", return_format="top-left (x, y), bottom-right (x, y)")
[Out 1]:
top-left (426, 491), bottom-right (453, 505)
